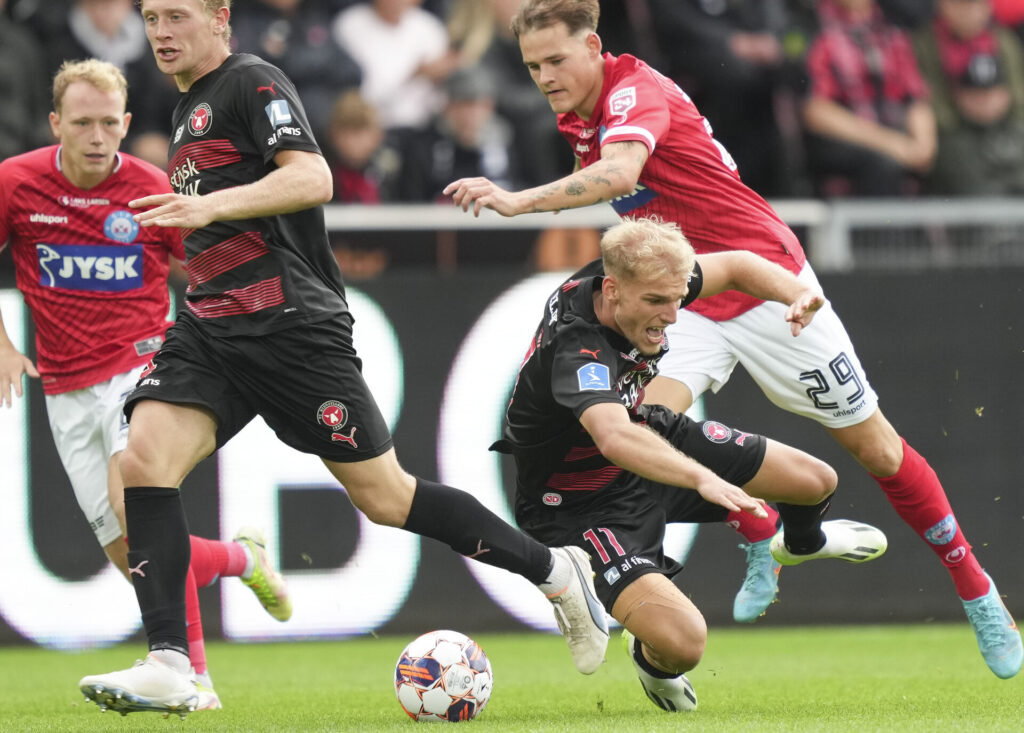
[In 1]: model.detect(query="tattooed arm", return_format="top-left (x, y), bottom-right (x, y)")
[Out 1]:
top-left (443, 141), bottom-right (648, 217)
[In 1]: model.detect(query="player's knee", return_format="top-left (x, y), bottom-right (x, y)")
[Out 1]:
top-left (810, 460), bottom-right (838, 501)
top-left (346, 481), bottom-right (414, 528)
top-left (653, 618), bottom-right (707, 673)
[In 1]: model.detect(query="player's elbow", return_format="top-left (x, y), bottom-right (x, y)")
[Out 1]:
top-left (310, 157), bottom-right (333, 204)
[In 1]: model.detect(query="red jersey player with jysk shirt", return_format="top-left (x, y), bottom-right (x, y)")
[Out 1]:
top-left (445, 0), bottom-right (1021, 681)
top-left (0, 146), bottom-right (181, 394)
top-left (0, 59), bottom-right (292, 712)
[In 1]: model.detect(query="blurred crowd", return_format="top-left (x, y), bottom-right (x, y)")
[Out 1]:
top-left (4, 0), bottom-right (1024, 203)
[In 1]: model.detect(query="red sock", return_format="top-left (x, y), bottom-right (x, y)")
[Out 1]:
top-left (185, 567), bottom-right (207, 675)
top-left (873, 438), bottom-right (989, 600)
top-left (727, 503), bottom-right (780, 543)
top-left (189, 535), bottom-right (249, 589)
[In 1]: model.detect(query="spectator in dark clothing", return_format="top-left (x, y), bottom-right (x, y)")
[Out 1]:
top-left (802, 0), bottom-right (937, 196)
top-left (394, 65), bottom-right (518, 202)
top-left (231, 0), bottom-right (362, 143)
top-left (324, 89), bottom-right (402, 203)
top-left (0, 0), bottom-right (51, 159)
top-left (913, 0), bottom-right (1024, 194)
top-left (646, 0), bottom-right (797, 197)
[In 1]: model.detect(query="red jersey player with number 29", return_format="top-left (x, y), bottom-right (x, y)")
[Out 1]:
top-left (0, 59), bottom-right (292, 710)
top-left (444, 0), bottom-right (1021, 681)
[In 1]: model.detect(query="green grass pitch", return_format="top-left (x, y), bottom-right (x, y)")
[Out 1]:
top-left (2, 624), bottom-right (1020, 732)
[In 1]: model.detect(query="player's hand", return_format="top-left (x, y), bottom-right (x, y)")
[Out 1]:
top-left (130, 193), bottom-right (216, 230)
top-left (785, 291), bottom-right (826, 336)
top-left (442, 177), bottom-right (521, 217)
top-left (0, 346), bottom-right (39, 408)
top-left (693, 474), bottom-right (768, 518)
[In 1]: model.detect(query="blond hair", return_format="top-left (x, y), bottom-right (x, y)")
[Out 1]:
top-left (52, 59), bottom-right (128, 113)
top-left (601, 217), bottom-right (696, 283)
top-left (510, 0), bottom-right (599, 38)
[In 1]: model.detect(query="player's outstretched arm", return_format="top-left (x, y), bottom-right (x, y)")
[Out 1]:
top-left (130, 149), bottom-right (332, 229)
top-left (579, 401), bottom-right (767, 517)
top-left (696, 251), bottom-right (825, 336)
top-left (443, 140), bottom-right (647, 217)
top-left (0, 314), bottom-right (39, 408)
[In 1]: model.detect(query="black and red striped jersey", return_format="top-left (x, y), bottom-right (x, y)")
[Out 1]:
top-left (166, 53), bottom-right (346, 335)
top-left (492, 258), bottom-right (702, 510)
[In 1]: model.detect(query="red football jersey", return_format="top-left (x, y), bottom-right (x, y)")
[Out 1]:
top-left (0, 146), bottom-right (183, 394)
top-left (557, 53), bottom-right (805, 321)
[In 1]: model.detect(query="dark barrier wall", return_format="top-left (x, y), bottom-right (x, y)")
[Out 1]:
top-left (1, 266), bottom-right (1021, 647)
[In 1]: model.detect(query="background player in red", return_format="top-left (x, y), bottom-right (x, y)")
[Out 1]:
top-left (444, 0), bottom-right (1022, 680)
top-left (78, 1), bottom-right (611, 717)
top-left (0, 58), bottom-right (292, 710)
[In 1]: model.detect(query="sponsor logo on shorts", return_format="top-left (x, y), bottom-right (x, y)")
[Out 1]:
top-left (604, 567), bottom-right (621, 585)
top-left (577, 362), bottom-right (610, 391)
top-left (924, 514), bottom-right (957, 545)
top-left (541, 492), bottom-right (562, 506)
top-left (702, 421), bottom-right (732, 443)
top-left (945, 545), bottom-right (967, 564)
top-left (189, 103), bottom-right (213, 136)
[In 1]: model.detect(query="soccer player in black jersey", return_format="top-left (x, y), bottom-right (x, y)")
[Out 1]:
top-left (76, 0), bottom-right (614, 716)
top-left (496, 216), bottom-right (888, 712)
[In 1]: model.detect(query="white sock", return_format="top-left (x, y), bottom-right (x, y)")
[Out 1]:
top-left (150, 648), bottom-right (191, 674)
top-left (537, 549), bottom-right (572, 596)
top-left (239, 543), bottom-right (255, 580)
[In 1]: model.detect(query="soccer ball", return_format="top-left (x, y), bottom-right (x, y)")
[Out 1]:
top-left (394, 629), bottom-right (493, 722)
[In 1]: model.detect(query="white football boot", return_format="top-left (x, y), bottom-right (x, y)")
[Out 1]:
top-left (543, 545), bottom-right (610, 674)
top-left (79, 653), bottom-right (198, 717)
top-left (770, 519), bottom-right (887, 566)
top-left (622, 630), bottom-right (697, 712)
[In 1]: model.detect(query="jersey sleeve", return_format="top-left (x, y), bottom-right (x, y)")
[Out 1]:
top-left (681, 259), bottom-right (703, 308)
top-left (549, 323), bottom-right (623, 420)
top-left (238, 63), bottom-right (322, 164)
top-left (0, 159), bottom-right (14, 248)
top-left (599, 68), bottom-right (671, 154)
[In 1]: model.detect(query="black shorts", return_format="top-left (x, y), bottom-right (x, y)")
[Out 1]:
top-left (517, 405), bottom-right (767, 612)
top-left (125, 311), bottom-right (393, 462)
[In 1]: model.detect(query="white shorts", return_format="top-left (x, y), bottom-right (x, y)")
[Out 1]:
top-left (658, 264), bottom-right (879, 429)
top-left (44, 365), bottom-right (145, 547)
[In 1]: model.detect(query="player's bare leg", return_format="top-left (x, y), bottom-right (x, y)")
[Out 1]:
top-left (613, 574), bottom-right (701, 712)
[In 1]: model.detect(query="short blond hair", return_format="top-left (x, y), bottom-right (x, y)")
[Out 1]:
top-left (510, 0), bottom-right (599, 38)
top-left (52, 59), bottom-right (128, 114)
top-left (600, 216), bottom-right (696, 283)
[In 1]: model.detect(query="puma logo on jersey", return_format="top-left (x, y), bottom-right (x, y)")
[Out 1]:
top-left (128, 560), bottom-right (149, 578)
top-left (257, 81), bottom-right (278, 95)
top-left (579, 348), bottom-right (601, 359)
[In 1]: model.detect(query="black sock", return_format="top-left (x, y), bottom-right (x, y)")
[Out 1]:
top-left (402, 478), bottom-right (553, 584)
top-left (632, 636), bottom-right (676, 679)
top-left (776, 496), bottom-right (831, 554)
top-left (124, 487), bottom-right (191, 657)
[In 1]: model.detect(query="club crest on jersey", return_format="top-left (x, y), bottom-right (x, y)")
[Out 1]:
top-left (103, 210), bottom-right (139, 243)
top-left (609, 86), bottom-right (637, 117)
top-left (702, 421), bottom-right (732, 443)
top-left (189, 103), bottom-right (213, 136)
top-left (577, 362), bottom-right (610, 391)
top-left (36, 242), bottom-right (144, 292)
top-left (541, 492), bottom-right (562, 506)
